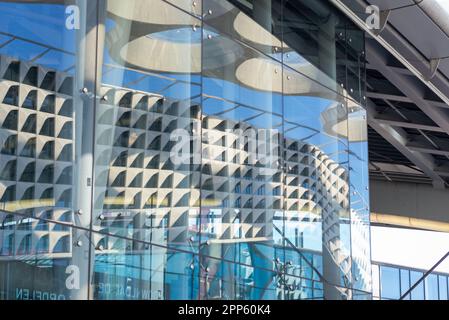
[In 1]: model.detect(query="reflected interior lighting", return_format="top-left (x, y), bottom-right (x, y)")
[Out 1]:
top-left (2, 218), bottom-right (37, 228)
top-left (199, 198), bottom-right (221, 207)
top-left (233, 12), bottom-right (282, 47)
top-left (235, 57), bottom-right (341, 98)
top-left (330, 113), bottom-right (367, 142)
top-left (0, 199), bottom-right (55, 212)
top-left (371, 212), bottom-right (449, 233)
top-left (104, 197), bottom-right (221, 207)
top-left (107, 0), bottom-right (202, 73)
top-left (235, 58), bottom-right (283, 93)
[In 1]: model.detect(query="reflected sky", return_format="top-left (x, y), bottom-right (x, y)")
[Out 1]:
top-left (0, 3), bottom-right (75, 72)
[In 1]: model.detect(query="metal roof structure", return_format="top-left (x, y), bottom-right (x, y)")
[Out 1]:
top-left (3, 0), bottom-right (449, 189)
top-left (332, 0), bottom-right (449, 188)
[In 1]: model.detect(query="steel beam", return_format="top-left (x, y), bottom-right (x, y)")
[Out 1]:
top-left (407, 145), bottom-right (449, 157)
top-left (374, 111), bottom-right (444, 133)
top-left (366, 91), bottom-right (412, 103)
top-left (375, 118), bottom-right (443, 132)
top-left (407, 135), bottom-right (449, 156)
top-left (365, 99), bottom-right (446, 187)
top-left (366, 63), bottom-right (411, 76)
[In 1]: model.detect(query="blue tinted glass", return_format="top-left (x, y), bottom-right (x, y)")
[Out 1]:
top-left (425, 274), bottom-right (439, 300)
top-left (439, 276), bottom-right (448, 300)
top-left (380, 266), bottom-right (400, 299)
top-left (0, 0), bottom-right (370, 301)
top-left (400, 269), bottom-right (410, 300)
top-left (410, 271), bottom-right (425, 300)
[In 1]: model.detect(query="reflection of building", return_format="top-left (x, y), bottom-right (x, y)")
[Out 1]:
top-left (0, 55), bottom-right (355, 298)
top-left (0, 56), bottom-right (74, 257)
top-left (95, 86), bottom-right (349, 241)
top-left (0, 57), bottom-right (74, 212)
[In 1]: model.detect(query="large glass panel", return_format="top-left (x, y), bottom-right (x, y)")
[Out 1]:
top-left (380, 266), bottom-right (400, 300)
top-left (281, 0), bottom-right (370, 299)
top-left (0, 0), bottom-right (97, 300)
top-left (282, 0), bottom-right (328, 89)
top-left (410, 271), bottom-right (425, 300)
top-left (203, 0), bottom-right (282, 60)
top-left (439, 275), bottom-right (448, 300)
top-left (344, 19), bottom-right (365, 104)
top-left (348, 101), bottom-right (371, 294)
top-left (281, 0), bottom-right (368, 107)
top-left (200, 251), bottom-right (325, 300)
top-left (94, 0), bottom-right (202, 299)
top-left (371, 264), bottom-right (380, 300)
top-left (0, 213), bottom-right (85, 300)
top-left (425, 274), bottom-right (439, 300)
top-left (283, 64), bottom-right (353, 299)
top-left (92, 230), bottom-right (199, 300)
top-left (201, 15), bottom-right (283, 300)
top-left (0, 0), bottom-right (371, 301)
top-left (400, 269), bottom-right (411, 300)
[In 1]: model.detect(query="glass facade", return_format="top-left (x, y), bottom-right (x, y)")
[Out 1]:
top-left (373, 263), bottom-right (449, 300)
top-left (0, 0), bottom-right (370, 300)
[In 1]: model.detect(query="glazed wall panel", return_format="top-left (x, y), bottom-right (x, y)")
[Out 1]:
top-left (0, 0), bottom-right (371, 300)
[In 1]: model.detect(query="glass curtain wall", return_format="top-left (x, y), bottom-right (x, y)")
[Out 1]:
top-left (373, 264), bottom-right (449, 300)
top-left (0, 0), bottom-right (370, 300)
